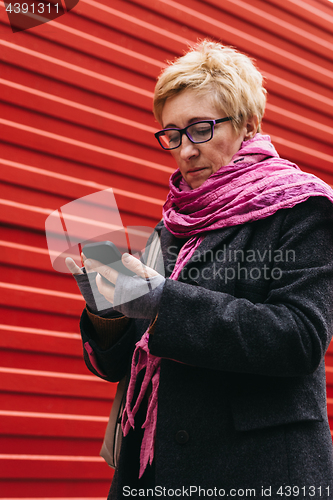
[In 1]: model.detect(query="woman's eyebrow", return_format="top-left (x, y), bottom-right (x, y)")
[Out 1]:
top-left (163, 117), bottom-right (211, 129)
top-left (188, 117), bottom-right (210, 124)
top-left (163, 123), bottom-right (178, 129)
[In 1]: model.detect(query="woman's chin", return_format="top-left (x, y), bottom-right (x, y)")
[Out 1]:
top-left (186, 171), bottom-right (210, 189)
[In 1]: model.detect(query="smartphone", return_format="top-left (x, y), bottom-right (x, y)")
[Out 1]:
top-left (82, 241), bottom-right (135, 277)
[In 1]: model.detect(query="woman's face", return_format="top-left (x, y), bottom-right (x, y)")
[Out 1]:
top-left (161, 89), bottom-right (257, 189)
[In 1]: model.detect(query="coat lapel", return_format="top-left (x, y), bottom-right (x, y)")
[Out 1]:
top-left (157, 221), bottom-right (252, 279)
top-left (185, 225), bottom-right (244, 267)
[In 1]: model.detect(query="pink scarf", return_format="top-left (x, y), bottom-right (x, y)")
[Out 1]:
top-left (122, 235), bottom-right (204, 478)
top-left (164, 133), bottom-right (333, 236)
top-left (122, 133), bottom-right (333, 478)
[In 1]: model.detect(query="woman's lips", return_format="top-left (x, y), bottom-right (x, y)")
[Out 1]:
top-left (187, 167), bottom-right (207, 176)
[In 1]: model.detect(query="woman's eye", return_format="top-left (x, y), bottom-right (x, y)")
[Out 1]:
top-left (196, 126), bottom-right (210, 136)
top-left (166, 132), bottom-right (179, 144)
top-left (190, 125), bottom-right (211, 138)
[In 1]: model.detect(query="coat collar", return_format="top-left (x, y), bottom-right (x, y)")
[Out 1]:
top-left (157, 220), bottom-right (250, 277)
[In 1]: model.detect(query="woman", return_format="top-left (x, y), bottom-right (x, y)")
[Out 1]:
top-left (67, 41), bottom-right (333, 498)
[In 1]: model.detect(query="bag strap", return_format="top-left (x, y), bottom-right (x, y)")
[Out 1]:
top-left (100, 229), bottom-right (162, 468)
top-left (99, 376), bottom-right (127, 468)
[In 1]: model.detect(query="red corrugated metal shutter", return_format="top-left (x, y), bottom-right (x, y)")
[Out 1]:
top-left (0, 0), bottom-right (332, 497)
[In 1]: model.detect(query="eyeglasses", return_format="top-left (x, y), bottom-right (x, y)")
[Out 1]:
top-left (154, 117), bottom-right (232, 150)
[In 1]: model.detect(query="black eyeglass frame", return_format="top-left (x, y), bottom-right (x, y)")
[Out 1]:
top-left (154, 117), bottom-right (233, 150)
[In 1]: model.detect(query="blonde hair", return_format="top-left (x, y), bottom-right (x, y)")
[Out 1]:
top-left (153, 40), bottom-right (266, 132)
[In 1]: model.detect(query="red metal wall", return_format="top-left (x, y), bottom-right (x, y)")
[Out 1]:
top-left (0, 0), bottom-right (332, 497)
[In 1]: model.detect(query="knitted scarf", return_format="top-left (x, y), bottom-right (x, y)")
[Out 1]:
top-left (122, 133), bottom-right (333, 478)
top-left (164, 133), bottom-right (333, 235)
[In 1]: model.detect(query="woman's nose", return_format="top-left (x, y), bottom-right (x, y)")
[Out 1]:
top-left (179, 134), bottom-right (200, 161)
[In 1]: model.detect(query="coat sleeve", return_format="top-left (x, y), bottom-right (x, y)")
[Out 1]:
top-left (78, 228), bottom-right (162, 382)
top-left (148, 197), bottom-right (333, 377)
top-left (80, 309), bottom-right (150, 382)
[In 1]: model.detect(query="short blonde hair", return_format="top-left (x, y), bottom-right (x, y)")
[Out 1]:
top-left (153, 40), bottom-right (266, 132)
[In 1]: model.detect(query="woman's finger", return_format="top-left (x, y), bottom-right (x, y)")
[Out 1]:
top-left (85, 258), bottom-right (119, 286)
top-left (65, 257), bottom-right (84, 275)
top-left (122, 253), bottom-right (159, 279)
top-left (81, 252), bottom-right (93, 273)
top-left (95, 273), bottom-right (115, 304)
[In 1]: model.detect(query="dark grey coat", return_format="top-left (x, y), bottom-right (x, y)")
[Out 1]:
top-left (81, 197), bottom-right (333, 499)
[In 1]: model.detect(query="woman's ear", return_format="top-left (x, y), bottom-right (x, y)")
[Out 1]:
top-left (244, 115), bottom-right (259, 140)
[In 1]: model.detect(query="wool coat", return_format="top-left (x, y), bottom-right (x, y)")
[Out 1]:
top-left (80, 196), bottom-right (333, 499)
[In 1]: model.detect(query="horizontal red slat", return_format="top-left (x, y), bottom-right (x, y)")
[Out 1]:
top-left (205, 0), bottom-right (333, 61)
top-left (0, 325), bottom-right (82, 356)
top-left (76, 0), bottom-right (193, 53)
top-left (0, 367), bottom-right (112, 399)
top-left (0, 200), bottom-right (158, 240)
top-left (0, 138), bottom-right (171, 202)
top-left (0, 412), bottom-right (108, 439)
top-left (129, 0), bottom-right (333, 116)
top-left (261, 62), bottom-right (333, 118)
top-left (0, 481), bottom-right (111, 498)
top-left (0, 3), bottom-right (160, 96)
top-left (0, 349), bottom-right (89, 375)
top-left (0, 157), bottom-right (166, 224)
top-left (265, 0), bottom-right (333, 34)
top-left (264, 128), bottom-right (333, 177)
top-left (0, 306), bottom-right (81, 333)
top-left (0, 78), bottom-right (159, 148)
top-left (0, 19), bottom-right (154, 111)
top-left (325, 366), bottom-right (333, 386)
top-left (131, 0), bottom-right (333, 89)
top-left (0, 436), bottom-right (105, 455)
top-left (0, 284), bottom-right (84, 316)
top-left (0, 101), bottom-right (172, 182)
top-left (0, 260), bottom-right (84, 315)
top-left (0, 392), bottom-right (112, 417)
top-left (0, 455), bottom-right (110, 479)
top-left (2, 71), bottom-right (332, 161)
top-left (42, 5), bottom-right (170, 78)
top-left (265, 98), bottom-right (333, 148)
top-left (0, 240), bottom-right (71, 274)
top-left (0, 185), bottom-right (160, 237)
top-left (327, 398), bottom-right (333, 418)
top-left (0, 255), bottom-right (108, 298)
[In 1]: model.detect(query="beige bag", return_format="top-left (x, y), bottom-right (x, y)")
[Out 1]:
top-left (99, 231), bottom-right (162, 469)
top-left (100, 375), bottom-right (127, 469)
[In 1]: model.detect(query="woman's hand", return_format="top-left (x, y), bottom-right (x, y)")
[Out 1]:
top-left (81, 254), bottom-right (119, 305)
top-left (66, 253), bottom-right (164, 318)
top-left (85, 253), bottom-right (160, 305)
top-left (88, 253), bottom-right (165, 319)
top-left (65, 254), bottom-right (115, 313)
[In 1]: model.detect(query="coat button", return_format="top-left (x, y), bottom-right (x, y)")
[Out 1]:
top-left (175, 430), bottom-right (189, 444)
